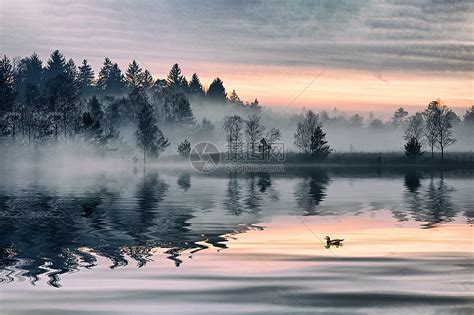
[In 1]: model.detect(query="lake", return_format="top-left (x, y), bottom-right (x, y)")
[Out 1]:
top-left (0, 165), bottom-right (473, 314)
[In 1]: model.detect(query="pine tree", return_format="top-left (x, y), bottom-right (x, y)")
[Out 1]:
top-left (136, 100), bottom-right (169, 163)
top-left (44, 50), bottom-right (66, 82)
top-left (78, 59), bottom-right (95, 95)
top-left (96, 57), bottom-right (114, 91)
top-left (309, 126), bottom-right (332, 158)
top-left (207, 78), bottom-right (227, 103)
top-left (88, 96), bottom-right (104, 124)
top-left (96, 58), bottom-right (124, 94)
top-left (167, 92), bottom-right (195, 128)
top-left (167, 63), bottom-right (183, 92)
top-left (294, 110), bottom-right (332, 158)
top-left (125, 60), bottom-right (143, 88)
top-left (228, 90), bottom-right (244, 107)
top-left (177, 139), bottom-right (191, 157)
top-left (141, 70), bottom-right (153, 88)
top-left (404, 137), bottom-right (423, 159)
top-left (0, 55), bottom-right (16, 113)
top-left (108, 63), bottom-right (125, 94)
top-left (188, 73), bottom-right (204, 96)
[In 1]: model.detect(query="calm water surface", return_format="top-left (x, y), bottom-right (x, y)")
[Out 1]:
top-left (0, 165), bottom-right (473, 314)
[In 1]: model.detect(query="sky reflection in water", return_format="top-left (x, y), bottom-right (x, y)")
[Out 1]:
top-left (0, 167), bottom-right (473, 314)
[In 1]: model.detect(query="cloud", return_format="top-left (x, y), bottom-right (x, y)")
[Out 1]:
top-left (1, 0), bottom-right (472, 76)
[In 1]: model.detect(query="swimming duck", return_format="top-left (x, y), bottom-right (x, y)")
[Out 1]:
top-left (324, 236), bottom-right (344, 246)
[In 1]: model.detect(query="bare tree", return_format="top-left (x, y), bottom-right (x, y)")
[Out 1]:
top-left (404, 112), bottom-right (424, 143)
top-left (435, 103), bottom-right (456, 159)
top-left (423, 100), bottom-right (456, 159)
top-left (424, 101), bottom-right (440, 158)
top-left (294, 110), bottom-right (332, 158)
top-left (223, 115), bottom-right (244, 158)
top-left (244, 114), bottom-right (265, 154)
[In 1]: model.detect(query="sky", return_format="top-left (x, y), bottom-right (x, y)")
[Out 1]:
top-left (1, 0), bottom-right (473, 114)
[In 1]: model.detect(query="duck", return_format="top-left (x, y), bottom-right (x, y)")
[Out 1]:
top-left (324, 236), bottom-right (344, 246)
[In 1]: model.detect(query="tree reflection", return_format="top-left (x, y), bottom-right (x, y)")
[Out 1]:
top-left (294, 170), bottom-right (330, 215)
top-left (398, 172), bottom-right (457, 228)
top-left (177, 173), bottom-right (191, 191)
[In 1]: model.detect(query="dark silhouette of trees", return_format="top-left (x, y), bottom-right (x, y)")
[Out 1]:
top-left (294, 110), bottom-right (331, 158)
top-left (228, 89), bottom-right (244, 107)
top-left (0, 55), bottom-right (16, 113)
top-left (464, 106), bottom-right (474, 125)
top-left (207, 78), bottom-right (226, 103)
top-left (125, 60), bottom-right (143, 88)
top-left (350, 114), bottom-right (364, 128)
top-left (245, 114), bottom-right (265, 155)
top-left (167, 63), bottom-right (184, 92)
top-left (404, 112), bottom-right (424, 143)
top-left (77, 60), bottom-right (95, 96)
top-left (136, 97), bottom-right (169, 163)
top-left (404, 137), bottom-right (423, 160)
top-left (165, 92), bottom-right (195, 128)
top-left (392, 107), bottom-right (408, 127)
top-left (177, 139), bottom-right (191, 157)
top-left (44, 50), bottom-right (66, 82)
top-left (424, 100), bottom-right (456, 159)
top-left (188, 73), bottom-right (204, 96)
top-left (223, 115), bottom-right (244, 158)
top-left (97, 58), bottom-right (124, 94)
top-left (141, 70), bottom-right (153, 88)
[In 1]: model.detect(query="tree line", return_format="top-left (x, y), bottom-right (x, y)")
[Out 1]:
top-left (1, 51), bottom-right (472, 163)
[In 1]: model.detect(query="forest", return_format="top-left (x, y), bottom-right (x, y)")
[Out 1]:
top-left (0, 50), bottom-right (473, 164)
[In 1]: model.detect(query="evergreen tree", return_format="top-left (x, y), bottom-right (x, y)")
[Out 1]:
top-left (228, 90), bottom-right (244, 107)
top-left (16, 53), bottom-right (43, 97)
top-left (249, 98), bottom-right (261, 113)
top-left (81, 111), bottom-right (102, 144)
top-left (167, 63), bottom-right (183, 92)
top-left (404, 137), bottom-right (423, 160)
top-left (43, 73), bottom-right (78, 139)
top-left (294, 110), bottom-right (332, 158)
top-left (96, 58), bottom-right (124, 94)
top-left (77, 59), bottom-right (95, 95)
top-left (177, 139), bottom-right (191, 157)
top-left (108, 63), bottom-right (125, 94)
top-left (141, 70), bottom-right (153, 88)
top-left (188, 73), bottom-right (204, 96)
top-left (166, 92), bottom-right (195, 128)
top-left (65, 59), bottom-right (78, 81)
top-left (136, 100), bottom-right (169, 163)
top-left (44, 50), bottom-right (67, 82)
top-left (207, 78), bottom-right (227, 103)
top-left (0, 55), bottom-right (16, 113)
top-left (96, 57), bottom-right (113, 91)
top-left (309, 126), bottom-right (331, 158)
top-left (125, 60), bottom-right (143, 88)
top-left (88, 96), bottom-right (104, 124)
